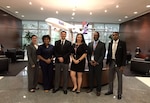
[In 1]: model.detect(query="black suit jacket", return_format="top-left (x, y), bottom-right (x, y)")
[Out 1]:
top-left (87, 41), bottom-right (106, 65)
top-left (54, 40), bottom-right (72, 64)
top-left (106, 40), bottom-right (127, 67)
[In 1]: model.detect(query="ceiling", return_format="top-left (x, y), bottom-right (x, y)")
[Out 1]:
top-left (0, 0), bottom-right (150, 24)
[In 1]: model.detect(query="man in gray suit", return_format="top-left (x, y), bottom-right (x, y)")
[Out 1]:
top-left (27, 35), bottom-right (39, 92)
top-left (87, 31), bottom-right (106, 96)
top-left (105, 32), bottom-right (126, 100)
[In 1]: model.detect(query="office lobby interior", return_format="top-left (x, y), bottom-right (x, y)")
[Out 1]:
top-left (0, 0), bottom-right (150, 103)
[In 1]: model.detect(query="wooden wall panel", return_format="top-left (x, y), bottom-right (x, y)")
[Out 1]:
top-left (120, 12), bottom-right (150, 56)
top-left (0, 9), bottom-right (22, 50)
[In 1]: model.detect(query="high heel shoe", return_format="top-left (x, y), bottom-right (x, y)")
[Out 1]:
top-left (72, 88), bottom-right (77, 92)
top-left (76, 90), bottom-right (80, 94)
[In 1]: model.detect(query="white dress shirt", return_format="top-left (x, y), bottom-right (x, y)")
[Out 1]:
top-left (112, 39), bottom-right (119, 59)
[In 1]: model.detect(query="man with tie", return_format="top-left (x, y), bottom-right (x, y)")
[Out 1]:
top-left (87, 31), bottom-right (106, 96)
top-left (105, 32), bottom-right (127, 100)
top-left (53, 31), bottom-right (72, 94)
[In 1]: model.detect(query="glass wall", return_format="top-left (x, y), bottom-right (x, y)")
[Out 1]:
top-left (22, 21), bottom-right (119, 50)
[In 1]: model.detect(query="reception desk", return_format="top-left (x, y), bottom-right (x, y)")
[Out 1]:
top-left (38, 68), bottom-right (109, 87)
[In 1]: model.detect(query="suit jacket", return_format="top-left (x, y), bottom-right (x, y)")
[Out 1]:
top-left (87, 41), bottom-right (106, 65)
top-left (54, 40), bottom-right (72, 64)
top-left (106, 40), bottom-right (127, 67)
top-left (27, 43), bottom-right (38, 66)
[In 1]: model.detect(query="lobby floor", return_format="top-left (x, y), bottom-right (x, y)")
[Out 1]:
top-left (0, 67), bottom-right (149, 103)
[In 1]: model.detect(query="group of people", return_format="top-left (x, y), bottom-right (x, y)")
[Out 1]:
top-left (27, 31), bottom-right (126, 100)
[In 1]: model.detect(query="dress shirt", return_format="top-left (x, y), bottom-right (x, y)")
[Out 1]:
top-left (112, 39), bottom-right (119, 59)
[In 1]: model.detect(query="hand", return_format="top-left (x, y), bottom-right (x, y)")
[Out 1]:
top-left (73, 59), bottom-right (79, 64)
top-left (32, 65), bottom-right (35, 68)
top-left (119, 66), bottom-right (124, 72)
top-left (45, 58), bottom-right (51, 64)
top-left (58, 57), bottom-right (64, 63)
top-left (92, 60), bottom-right (99, 66)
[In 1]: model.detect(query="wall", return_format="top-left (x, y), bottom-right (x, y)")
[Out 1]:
top-left (0, 9), bottom-right (22, 50)
top-left (120, 12), bottom-right (150, 56)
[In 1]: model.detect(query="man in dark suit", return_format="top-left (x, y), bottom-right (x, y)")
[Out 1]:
top-left (87, 31), bottom-right (106, 96)
top-left (53, 31), bottom-right (72, 94)
top-left (105, 32), bottom-right (127, 100)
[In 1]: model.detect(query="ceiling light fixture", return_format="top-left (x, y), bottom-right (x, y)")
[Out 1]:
top-left (134, 11), bottom-right (138, 14)
top-left (21, 15), bottom-right (24, 17)
top-left (6, 6), bottom-right (10, 8)
top-left (90, 12), bottom-right (92, 15)
top-left (72, 12), bottom-right (75, 16)
top-left (71, 17), bottom-right (74, 19)
top-left (40, 7), bottom-right (44, 11)
top-left (56, 11), bottom-right (59, 14)
top-left (29, 2), bottom-right (32, 5)
top-left (125, 16), bottom-right (128, 18)
top-left (104, 10), bottom-right (107, 13)
top-left (146, 5), bottom-right (150, 8)
top-left (15, 11), bottom-right (19, 14)
top-left (116, 5), bottom-right (119, 8)
top-left (118, 19), bottom-right (121, 21)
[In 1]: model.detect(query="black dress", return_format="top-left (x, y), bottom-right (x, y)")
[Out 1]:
top-left (70, 43), bottom-right (88, 72)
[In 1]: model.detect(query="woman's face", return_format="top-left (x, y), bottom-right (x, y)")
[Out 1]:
top-left (43, 37), bottom-right (50, 45)
top-left (76, 34), bottom-right (82, 43)
top-left (31, 36), bottom-right (37, 44)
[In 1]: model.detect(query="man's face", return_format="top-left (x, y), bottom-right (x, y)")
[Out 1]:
top-left (93, 32), bottom-right (99, 41)
top-left (60, 32), bottom-right (66, 40)
top-left (112, 33), bottom-right (119, 41)
top-left (31, 36), bottom-right (37, 44)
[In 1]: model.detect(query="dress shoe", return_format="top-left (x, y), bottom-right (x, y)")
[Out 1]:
top-left (86, 89), bottom-right (93, 93)
top-left (105, 91), bottom-right (113, 95)
top-left (96, 91), bottom-right (101, 96)
top-left (117, 95), bottom-right (122, 100)
top-left (29, 89), bottom-right (35, 93)
top-left (52, 89), bottom-right (59, 93)
top-left (63, 90), bottom-right (67, 94)
top-left (34, 87), bottom-right (39, 90)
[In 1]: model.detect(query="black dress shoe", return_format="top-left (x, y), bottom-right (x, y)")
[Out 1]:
top-left (63, 90), bottom-right (67, 94)
top-left (52, 89), bottom-right (59, 93)
top-left (117, 95), bottom-right (122, 100)
top-left (96, 91), bottom-right (101, 96)
top-left (105, 92), bottom-right (113, 95)
top-left (86, 89), bottom-right (93, 93)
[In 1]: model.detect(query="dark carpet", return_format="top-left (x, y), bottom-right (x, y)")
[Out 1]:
top-left (0, 61), bottom-right (27, 76)
top-left (123, 64), bottom-right (150, 77)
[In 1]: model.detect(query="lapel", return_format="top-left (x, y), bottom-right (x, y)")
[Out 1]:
top-left (31, 43), bottom-right (36, 50)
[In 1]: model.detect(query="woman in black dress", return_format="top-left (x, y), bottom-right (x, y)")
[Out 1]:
top-left (70, 33), bottom-right (87, 93)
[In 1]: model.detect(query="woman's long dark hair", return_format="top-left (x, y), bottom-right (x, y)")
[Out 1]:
top-left (75, 33), bottom-right (85, 43)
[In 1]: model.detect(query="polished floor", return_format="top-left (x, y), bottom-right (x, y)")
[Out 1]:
top-left (0, 67), bottom-right (149, 103)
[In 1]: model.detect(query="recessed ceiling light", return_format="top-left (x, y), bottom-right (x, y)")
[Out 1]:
top-left (146, 5), bottom-right (150, 8)
top-left (29, 2), bottom-right (32, 5)
top-left (40, 7), bottom-right (44, 10)
top-left (71, 17), bottom-right (74, 19)
top-left (116, 5), bottom-right (119, 8)
top-left (118, 19), bottom-right (121, 21)
top-left (21, 15), bottom-right (24, 17)
top-left (15, 11), bottom-right (19, 14)
top-left (104, 10), bottom-right (107, 13)
top-left (134, 11), bottom-right (138, 14)
top-left (90, 12), bottom-right (92, 15)
top-left (72, 12), bottom-right (75, 16)
top-left (72, 8), bottom-right (76, 11)
top-left (56, 11), bottom-right (59, 14)
top-left (6, 6), bottom-right (10, 8)
top-left (125, 16), bottom-right (128, 18)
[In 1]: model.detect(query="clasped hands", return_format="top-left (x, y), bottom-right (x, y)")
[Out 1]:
top-left (90, 60), bottom-right (99, 66)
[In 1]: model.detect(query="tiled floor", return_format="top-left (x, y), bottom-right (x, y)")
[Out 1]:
top-left (0, 67), bottom-right (149, 103)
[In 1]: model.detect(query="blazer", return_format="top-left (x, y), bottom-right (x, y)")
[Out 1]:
top-left (106, 40), bottom-right (127, 67)
top-left (27, 43), bottom-right (38, 66)
top-left (87, 41), bottom-right (106, 65)
top-left (54, 40), bottom-right (72, 64)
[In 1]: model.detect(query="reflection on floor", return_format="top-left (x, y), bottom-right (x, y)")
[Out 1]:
top-left (0, 67), bottom-right (149, 103)
top-left (136, 77), bottom-right (150, 87)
